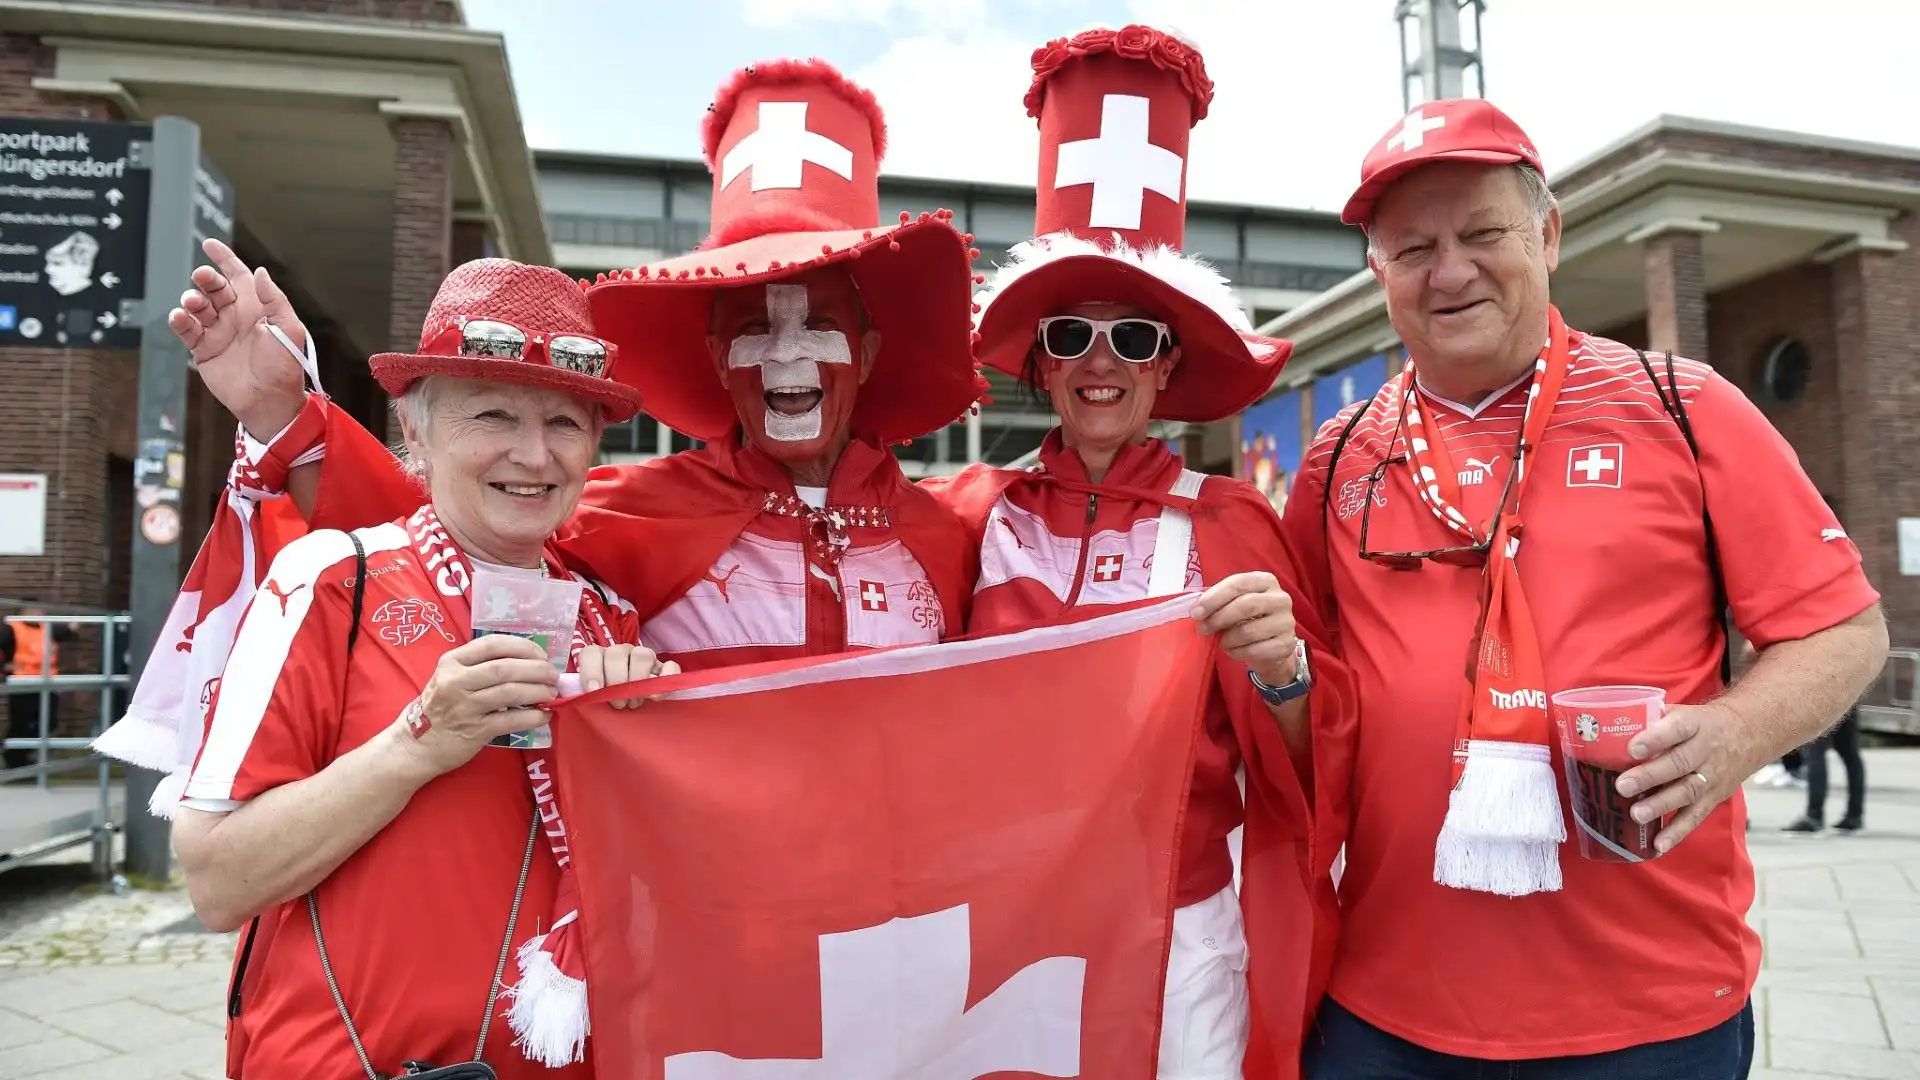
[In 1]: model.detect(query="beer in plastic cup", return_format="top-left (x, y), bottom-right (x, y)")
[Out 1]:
top-left (1550, 685), bottom-right (1667, 862)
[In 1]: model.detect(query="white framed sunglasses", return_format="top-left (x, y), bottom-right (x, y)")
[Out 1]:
top-left (1036, 316), bottom-right (1172, 364)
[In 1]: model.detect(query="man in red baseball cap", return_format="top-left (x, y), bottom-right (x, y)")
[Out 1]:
top-left (1283, 98), bottom-right (1887, 1078)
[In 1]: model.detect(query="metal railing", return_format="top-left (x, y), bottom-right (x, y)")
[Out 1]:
top-left (0, 608), bottom-right (132, 880)
top-left (1858, 648), bottom-right (1919, 738)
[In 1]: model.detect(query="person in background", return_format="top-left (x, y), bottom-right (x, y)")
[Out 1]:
top-left (1, 608), bottom-right (81, 772)
top-left (1783, 494), bottom-right (1869, 835)
top-left (1286, 98), bottom-right (1887, 1078)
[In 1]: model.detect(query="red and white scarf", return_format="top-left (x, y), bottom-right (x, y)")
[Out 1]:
top-left (92, 390), bottom-right (329, 816)
top-left (403, 505), bottom-right (606, 1067)
top-left (1400, 306), bottom-right (1573, 898)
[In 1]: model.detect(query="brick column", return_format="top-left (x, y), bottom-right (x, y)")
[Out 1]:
top-left (386, 116), bottom-right (455, 440)
top-left (1830, 228), bottom-right (1920, 648)
top-left (1639, 224), bottom-right (1712, 364)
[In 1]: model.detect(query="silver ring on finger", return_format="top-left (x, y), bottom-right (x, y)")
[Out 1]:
top-left (1692, 770), bottom-right (1709, 788)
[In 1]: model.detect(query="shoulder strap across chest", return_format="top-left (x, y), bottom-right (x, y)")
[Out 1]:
top-left (1146, 469), bottom-right (1207, 598)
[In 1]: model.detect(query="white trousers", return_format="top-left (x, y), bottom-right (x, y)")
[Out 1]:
top-left (1157, 885), bottom-right (1250, 1080)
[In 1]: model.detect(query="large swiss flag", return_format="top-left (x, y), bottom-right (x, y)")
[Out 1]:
top-left (552, 598), bottom-right (1213, 1079)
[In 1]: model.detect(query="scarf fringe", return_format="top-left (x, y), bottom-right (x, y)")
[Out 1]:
top-left (1432, 740), bottom-right (1565, 897)
top-left (1443, 739), bottom-right (1566, 843)
top-left (1434, 833), bottom-right (1562, 897)
top-left (505, 931), bottom-right (590, 1067)
top-left (91, 711), bottom-right (182, 774)
top-left (147, 769), bottom-right (190, 820)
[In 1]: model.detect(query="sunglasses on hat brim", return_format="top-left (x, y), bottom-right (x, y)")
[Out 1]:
top-left (1036, 316), bottom-right (1172, 364)
top-left (420, 318), bottom-right (617, 380)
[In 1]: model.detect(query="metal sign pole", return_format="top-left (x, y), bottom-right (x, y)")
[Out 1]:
top-left (122, 116), bottom-right (203, 883)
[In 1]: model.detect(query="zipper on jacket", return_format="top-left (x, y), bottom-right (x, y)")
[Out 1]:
top-left (1062, 492), bottom-right (1099, 610)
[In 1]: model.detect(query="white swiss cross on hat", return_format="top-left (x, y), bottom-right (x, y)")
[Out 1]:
top-left (721, 101), bottom-right (855, 192)
top-left (1053, 94), bottom-right (1185, 232)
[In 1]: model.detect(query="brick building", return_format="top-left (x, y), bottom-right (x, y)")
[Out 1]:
top-left (0, 0), bottom-right (546, 622)
top-left (1248, 115), bottom-right (1920, 656)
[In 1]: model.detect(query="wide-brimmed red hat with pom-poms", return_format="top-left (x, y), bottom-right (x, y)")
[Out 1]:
top-left (585, 59), bottom-right (985, 443)
top-left (371, 258), bottom-right (643, 422)
top-left (974, 26), bottom-right (1291, 423)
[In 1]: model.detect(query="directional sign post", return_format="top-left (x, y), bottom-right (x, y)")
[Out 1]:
top-left (0, 118), bottom-right (153, 347)
top-left (123, 117), bottom-right (234, 883)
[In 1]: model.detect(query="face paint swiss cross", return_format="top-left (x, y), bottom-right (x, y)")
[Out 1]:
top-left (712, 270), bottom-right (871, 471)
top-left (727, 282), bottom-right (852, 441)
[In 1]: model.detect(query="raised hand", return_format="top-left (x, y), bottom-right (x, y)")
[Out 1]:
top-left (169, 237), bottom-right (311, 438)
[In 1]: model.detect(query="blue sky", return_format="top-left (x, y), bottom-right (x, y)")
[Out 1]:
top-left (464, 0), bottom-right (1920, 215)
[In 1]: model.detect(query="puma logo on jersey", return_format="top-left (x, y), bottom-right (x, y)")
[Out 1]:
top-left (1489, 687), bottom-right (1547, 711)
top-left (998, 517), bottom-right (1032, 550)
top-left (263, 579), bottom-right (307, 615)
top-left (1458, 456), bottom-right (1501, 486)
top-left (1821, 527), bottom-right (1847, 543)
top-left (702, 563), bottom-right (742, 603)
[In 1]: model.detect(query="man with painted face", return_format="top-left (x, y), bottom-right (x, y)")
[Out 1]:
top-left (121, 59), bottom-right (985, 1065)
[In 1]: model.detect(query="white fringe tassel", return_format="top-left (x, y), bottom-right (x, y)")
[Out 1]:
top-left (1432, 739), bottom-right (1565, 897)
top-left (505, 934), bottom-right (589, 1067)
top-left (146, 769), bottom-right (189, 820)
top-left (91, 712), bottom-right (181, 774)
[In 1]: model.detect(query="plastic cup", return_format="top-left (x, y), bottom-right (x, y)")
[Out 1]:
top-left (1549, 685), bottom-right (1667, 862)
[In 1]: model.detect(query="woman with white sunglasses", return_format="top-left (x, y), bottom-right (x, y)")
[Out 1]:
top-left (923, 24), bottom-right (1359, 1080)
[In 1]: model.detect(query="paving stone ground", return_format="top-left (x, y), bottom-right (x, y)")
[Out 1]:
top-left (1, 749), bottom-right (1916, 1079)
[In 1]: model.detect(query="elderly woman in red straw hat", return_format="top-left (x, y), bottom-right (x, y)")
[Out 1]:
top-left (156, 254), bottom-right (665, 1080)
top-left (924, 24), bottom-right (1358, 1080)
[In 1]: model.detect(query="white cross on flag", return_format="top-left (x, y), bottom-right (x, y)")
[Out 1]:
top-left (550, 600), bottom-right (1212, 1078)
top-left (721, 100), bottom-right (856, 192)
top-left (858, 579), bottom-right (889, 612)
top-left (1054, 93), bottom-right (1186, 231)
top-left (1092, 553), bottom-right (1124, 583)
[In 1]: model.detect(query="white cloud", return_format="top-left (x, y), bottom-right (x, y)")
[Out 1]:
top-left (855, 30), bottom-right (1039, 187)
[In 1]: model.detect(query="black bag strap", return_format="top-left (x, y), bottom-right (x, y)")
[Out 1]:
top-left (1634, 350), bottom-right (1733, 684)
top-left (227, 533), bottom-right (368, 1023)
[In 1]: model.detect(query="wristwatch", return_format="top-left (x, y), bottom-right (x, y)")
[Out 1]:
top-left (1249, 640), bottom-right (1312, 706)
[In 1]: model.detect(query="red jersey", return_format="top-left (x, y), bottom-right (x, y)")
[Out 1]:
top-left (182, 520), bottom-right (637, 1080)
top-left (1282, 331), bottom-right (1879, 1058)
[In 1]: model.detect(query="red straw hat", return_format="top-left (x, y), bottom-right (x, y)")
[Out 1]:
top-left (973, 25), bottom-right (1290, 424)
top-left (586, 59), bottom-right (985, 443)
top-left (370, 259), bottom-right (643, 422)
top-left (1341, 98), bottom-right (1545, 226)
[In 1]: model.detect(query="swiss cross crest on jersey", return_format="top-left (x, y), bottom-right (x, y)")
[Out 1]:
top-left (1092, 553), bottom-right (1125, 583)
top-left (1567, 442), bottom-right (1624, 488)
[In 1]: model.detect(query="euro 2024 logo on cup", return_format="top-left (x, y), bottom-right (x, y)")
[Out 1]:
top-left (1575, 713), bottom-right (1600, 743)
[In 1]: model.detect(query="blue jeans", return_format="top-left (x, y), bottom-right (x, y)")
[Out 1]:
top-left (1303, 998), bottom-right (1755, 1080)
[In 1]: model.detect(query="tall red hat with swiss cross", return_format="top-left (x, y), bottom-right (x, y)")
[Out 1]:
top-left (973, 25), bottom-right (1290, 423)
top-left (584, 59), bottom-right (985, 443)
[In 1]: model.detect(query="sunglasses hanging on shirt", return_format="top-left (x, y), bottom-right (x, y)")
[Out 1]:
top-left (1037, 316), bottom-right (1172, 364)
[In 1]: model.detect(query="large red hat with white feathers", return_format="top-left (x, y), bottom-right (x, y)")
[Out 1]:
top-left (585, 59), bottom-right (985, 443)
top-left (974, 26), bottom-right (1291, 423)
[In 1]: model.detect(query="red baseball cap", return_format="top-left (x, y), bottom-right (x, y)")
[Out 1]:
top-left (1340, 98), bottom-right (1544, 226)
